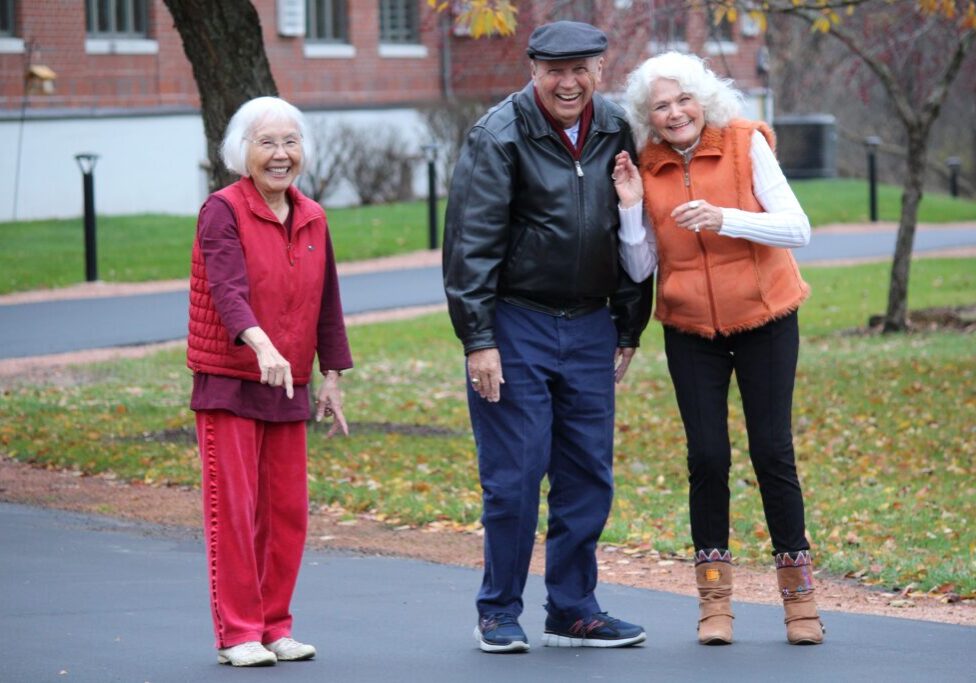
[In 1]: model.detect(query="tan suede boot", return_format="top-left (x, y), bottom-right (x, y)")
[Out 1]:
top-left (776, 551), bottom-right (824, 645)
top-left (695, 561), bottom-right (734, 645)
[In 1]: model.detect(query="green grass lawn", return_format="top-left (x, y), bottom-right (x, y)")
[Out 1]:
top-left (0, 200), bottom-right (445, 295)
top-left (792, 178), bottom-right (976, 226)
top-left (1, 257), bottom-right (973, 594)
top-left (1, 178), bottom-right (974, 294)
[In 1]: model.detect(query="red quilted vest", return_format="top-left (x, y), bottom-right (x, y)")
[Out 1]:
top-left (186, 178), bottom-right (327, 384)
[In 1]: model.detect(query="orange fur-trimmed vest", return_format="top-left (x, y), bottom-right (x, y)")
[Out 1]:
top-left (187, 178), bottom-right (327, 384)
top-left (639, 119), bottom-right (809, 338)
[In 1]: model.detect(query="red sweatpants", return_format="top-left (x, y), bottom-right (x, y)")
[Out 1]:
top-left (196, 410), bottom-right (309, 648)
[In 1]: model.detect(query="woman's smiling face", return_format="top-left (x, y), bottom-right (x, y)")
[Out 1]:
top-left (245, 117), bottom-right (303, 200)
top-left (648, 78), bottom-right (705, 150)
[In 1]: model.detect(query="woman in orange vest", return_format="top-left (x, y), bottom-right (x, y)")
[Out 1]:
top-left (611, 52), bottom-right (823, 646)
top-left (187, 97), bottom-right (352, 666)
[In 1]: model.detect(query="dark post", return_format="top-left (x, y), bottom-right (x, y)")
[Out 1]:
top-left (74, 153), bottom-right (100, 281)
top-left (422, 143), bottom-right (439, 250)
top-left (864, 136), bottom-right (880, 222)
top-left (946, 157), bottom-right (961, 198)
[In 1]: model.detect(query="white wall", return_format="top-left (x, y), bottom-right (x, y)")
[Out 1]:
top-left (0, 107), bottom-right (432, 221)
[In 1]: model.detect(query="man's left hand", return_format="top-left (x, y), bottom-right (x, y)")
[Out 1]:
top-left (615, 347), bottom-right (637, 383)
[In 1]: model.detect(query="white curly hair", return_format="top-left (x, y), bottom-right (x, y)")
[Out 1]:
top-left (623, 51), bottom-right (744, 149)
top-left (220, 96), bottom-right (313, 177)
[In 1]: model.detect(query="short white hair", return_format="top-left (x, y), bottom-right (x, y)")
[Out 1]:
top-left (623, 51), bottom-right (743, 149)
top-left (220, 96), bottom-right (313, 177)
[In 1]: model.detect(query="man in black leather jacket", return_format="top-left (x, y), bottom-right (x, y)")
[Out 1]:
top-left (443, 21), bottom-right (653, 654)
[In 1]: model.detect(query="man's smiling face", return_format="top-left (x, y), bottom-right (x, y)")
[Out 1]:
top-left (531, 56), bottom-right (603, 128)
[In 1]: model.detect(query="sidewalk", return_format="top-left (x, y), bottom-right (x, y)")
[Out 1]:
top-left (1, 502), bottom-right (973, 683)
top-left (2, 222), bottom-right (976, 363)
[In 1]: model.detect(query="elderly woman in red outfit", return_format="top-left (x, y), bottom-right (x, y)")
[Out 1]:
top-left (186, 96), bottom-right (352, 667)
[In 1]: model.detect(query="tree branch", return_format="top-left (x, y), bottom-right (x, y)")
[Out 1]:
top-left (792, 9), bottom-right (918, 129)
top-left (919, 29), bottom-right (976, 131)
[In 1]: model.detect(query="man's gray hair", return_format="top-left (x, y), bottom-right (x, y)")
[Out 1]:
top-left (624, 51), bottom-right (743, 149)
top-left (221, 96), bottom-right (313, 177)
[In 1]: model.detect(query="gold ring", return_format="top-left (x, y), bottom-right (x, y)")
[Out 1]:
top-left (471, 378), bottom-right (481, 385)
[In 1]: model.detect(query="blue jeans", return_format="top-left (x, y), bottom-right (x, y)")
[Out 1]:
top-left (469, 301), bottom-right (617, 620)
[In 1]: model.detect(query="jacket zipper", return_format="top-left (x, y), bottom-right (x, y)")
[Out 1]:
top-left (549, 129), bottom-right (588, 303)
top-left (685, 159), bottom-right (719, 331)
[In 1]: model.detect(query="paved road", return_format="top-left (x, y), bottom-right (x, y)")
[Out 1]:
top-left (1, 502), bottom-right (973, 683)
top-left (1, 224), bottom-right (974, 360)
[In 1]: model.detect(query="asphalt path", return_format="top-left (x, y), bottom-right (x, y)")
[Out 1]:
top-left (1, 502), bottom-right (973, 683)
top-left (1, 224), bottom-right (974, 359)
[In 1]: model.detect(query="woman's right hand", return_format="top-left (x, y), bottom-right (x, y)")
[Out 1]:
top-left (240, 326), bottom-right (294, 399)
top-left (613, 151), bottom-right (643, 209)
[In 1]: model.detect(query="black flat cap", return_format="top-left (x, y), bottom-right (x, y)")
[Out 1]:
top-left (526, 20), bottom-right (607, 61)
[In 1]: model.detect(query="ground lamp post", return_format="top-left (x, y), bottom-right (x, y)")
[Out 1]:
top-left (422, 143), bottom-right (440, 250)
top-left (946, 157), bottom-right (961, 198)
top-left (75, 152), bottom-right (100, 282)
top-left (864, 136), bottom-right (881, 222)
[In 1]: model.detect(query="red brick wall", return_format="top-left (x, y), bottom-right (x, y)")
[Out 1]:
top-left (0, 0), bottom-right (445, 112)
top-left (0, 1), bottom-right (765, 114)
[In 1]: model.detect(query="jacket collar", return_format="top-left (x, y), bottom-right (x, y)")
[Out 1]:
top-left (514, 81), bottom-right (621, 142)
top-left (237, 177), bottom-right (318, 230)
top-left (639, 125), bottom-right (724, 176)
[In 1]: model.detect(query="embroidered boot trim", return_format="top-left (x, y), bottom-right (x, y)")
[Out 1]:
top-left (695, 548), bottom-right (732, 565)
top-left (775, 549), bottom-right (812, 569)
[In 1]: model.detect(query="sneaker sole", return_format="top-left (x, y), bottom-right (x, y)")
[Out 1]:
top-left (473, 626), bottom-right (530, 653)
top-left (541, 631), bottom-right (646, 648)
top-left (274, 651), bottom-right (316, 661)
top-left (217, 654), bottom-right (277, 666)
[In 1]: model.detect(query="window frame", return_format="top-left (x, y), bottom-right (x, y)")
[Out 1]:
top-left (379, 0), bottom-right (419, 45)
top-left (0, 0), bottom-right (15, 38)
top-left (704, 13), bottom-right (738, 57)
top-left (648, 5), bottom-right (689, 53)
top-left (85, 0), bottom-right (149, 39)
top-left (306, 0), bottom-right (348, 44)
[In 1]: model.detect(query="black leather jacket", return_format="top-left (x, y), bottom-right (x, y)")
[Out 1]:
top-left (443, 83), bottom-right (653, 354)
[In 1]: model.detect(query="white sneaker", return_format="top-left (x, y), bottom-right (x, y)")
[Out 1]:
top-left (265, 637), bottom-right (316, 661)
top-left (217, 641), bottom-right (277, 666)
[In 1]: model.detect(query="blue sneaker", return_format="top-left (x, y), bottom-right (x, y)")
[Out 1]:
top-left (474, 613), bottom-right (530, 653)
top-left (542, 612), bottom-right (646, 648)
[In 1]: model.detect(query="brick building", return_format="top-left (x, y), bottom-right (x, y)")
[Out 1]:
top-left (1, 0), bottom-right (768, 219)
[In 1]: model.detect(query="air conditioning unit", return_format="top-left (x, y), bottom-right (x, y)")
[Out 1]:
top-left (772, 114), bottom-right (837, 179)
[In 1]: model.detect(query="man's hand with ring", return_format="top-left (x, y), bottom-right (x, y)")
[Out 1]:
top-left (467, 348), bottom-right (503, 403)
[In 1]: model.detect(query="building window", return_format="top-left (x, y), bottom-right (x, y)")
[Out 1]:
top-left (379, 0), bottom-right (418, 44)
top-left (307, 0), bottom-right (347, 42)
top-left (548, 0), bottom-right (596, 24)
top-left (708, 7), bottom-right (735, 43)
top-left (0, 0), bottom-right (15, 37)
top-left (651, 4), bottom-right (688, 49)
top-left (85, 0), bottom-right (148, 38)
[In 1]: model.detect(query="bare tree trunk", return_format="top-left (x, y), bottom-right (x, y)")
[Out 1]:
top-left (883, 128), bottom-right (928, 332)
top-left (161, 0), bottom-right (278, 191)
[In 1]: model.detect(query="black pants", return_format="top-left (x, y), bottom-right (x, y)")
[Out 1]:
top-left (664, 312), bottom-right (809, 556)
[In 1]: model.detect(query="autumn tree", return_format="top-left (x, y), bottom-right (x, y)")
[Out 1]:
top-left (700, 1), bottom-right (975, 332)
top-left (161, 0), bottom-right (277, 190)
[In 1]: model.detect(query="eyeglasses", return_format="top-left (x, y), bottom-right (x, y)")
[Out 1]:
top-left (248, 137), bottom-right (302, 152)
